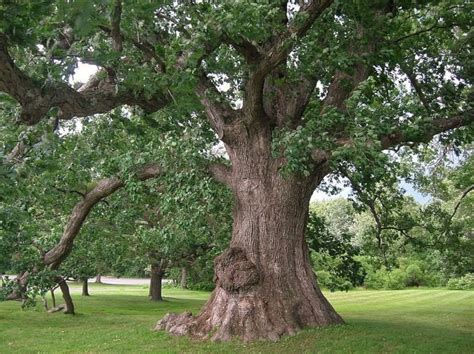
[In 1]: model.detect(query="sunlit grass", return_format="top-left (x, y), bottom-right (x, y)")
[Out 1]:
top-left (0, 285), bottom-right (472, 353)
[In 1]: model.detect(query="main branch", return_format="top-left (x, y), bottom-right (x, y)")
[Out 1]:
top-left (44, 164), bottom-right (163, 269)
top-left (380, 112), bottom-right (474, 150)
top-left (0, 37), bottom-right (169, 125)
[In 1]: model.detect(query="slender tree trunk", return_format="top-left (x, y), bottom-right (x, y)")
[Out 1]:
top-left (180, 267), bottom-right (188, 289)
top-left (81, 278), bottom-right (90, 296)
top-left (95, 274), bottom-right (102, 284)
top-left (51, 288), bottom-right (56, 308)
top-left (157, 130), bottom-right (343, 341)
top-left (56, 277), bottom-right (75, 315)
top-left (150, 263), bottom-right (164, 301)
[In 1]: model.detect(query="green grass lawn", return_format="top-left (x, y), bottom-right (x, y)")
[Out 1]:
top-left (0, 285), bottom-right (472, 353)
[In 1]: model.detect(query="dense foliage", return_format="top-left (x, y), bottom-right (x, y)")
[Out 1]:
top-left (308, 151), bottom-right (473, 291)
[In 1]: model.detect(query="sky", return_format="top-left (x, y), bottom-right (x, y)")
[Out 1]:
top-left (310, 177), bottom-right (431, 204)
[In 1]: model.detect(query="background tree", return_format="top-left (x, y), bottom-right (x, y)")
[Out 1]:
top-left (306, 199), bottom-right (364, 291)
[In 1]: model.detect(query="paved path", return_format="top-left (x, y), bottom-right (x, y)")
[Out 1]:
top-left (90, 276), bottom-right (150, 285)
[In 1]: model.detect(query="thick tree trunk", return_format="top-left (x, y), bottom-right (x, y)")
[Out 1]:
top-left (95, 274), bottom-right (102, 284)
top-left (157, 132), bottom-right (343, 341)
top-left (56, 277), bottom-right (75, 315)
top-left (150, 263), bottom-right (164, 301)
top-left (180, 267), bottom-right (188, 289)
top-left (81, 278), bottom-right (90, 296)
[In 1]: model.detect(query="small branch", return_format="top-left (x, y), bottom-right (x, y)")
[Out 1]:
top-left (449, 185), bottom-right (474, 222)
top-left (330, 110), bottom-right (473, 154)
top-left (52, 186), bottom-right (86, 198)
top-left (99, 25), bottom-right (166, 71)
top-left (400, 64), bottom-right (431, 113)
top-left (136, 163), bottom-right (163, 180)
top-left (392, 24), bottom-right (456, 44)
top-left (380, 111), bottom-right (474, 150)
top-left (289, 0), bottom-right (334, 39)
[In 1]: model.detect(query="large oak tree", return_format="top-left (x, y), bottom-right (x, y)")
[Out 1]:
top-left (1, 0), bottom-right (472, 341)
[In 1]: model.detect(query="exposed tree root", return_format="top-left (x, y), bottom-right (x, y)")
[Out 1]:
top-left (156, 249), bottom-right (343, 342)
top-left (47, 304), bottom-right (67, 313)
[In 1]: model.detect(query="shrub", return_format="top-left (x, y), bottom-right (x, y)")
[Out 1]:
top-left (316, 270), bottom-right (353, 292)
top-left (315, 270), bottom-right (331, 288)
top-left (384, 269), bottom-right (407, 290)
top-left (404, 264), bottom-right (425, 287)
top-left (364, 267), bottom-right (388, 289)
top-left (447, 274), bottom-right (474, 290)
top-left (364, 267), bottom-right (407, 290)
top-left (311, 251), bottom-right (356, 292)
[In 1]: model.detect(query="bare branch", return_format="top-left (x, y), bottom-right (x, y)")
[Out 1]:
top-left (391, 24), bottom-right (456, 44)
top-left (289, 0), bottom-right (334, 39)
top-left (98, 25), bottom-right (166, 71)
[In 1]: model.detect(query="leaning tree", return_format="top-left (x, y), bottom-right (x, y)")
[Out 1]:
top-left (1, 0), bottom-right (472, 341)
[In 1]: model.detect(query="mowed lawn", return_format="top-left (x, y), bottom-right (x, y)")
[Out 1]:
top-left (0, 285), bottom-right (472, 353)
